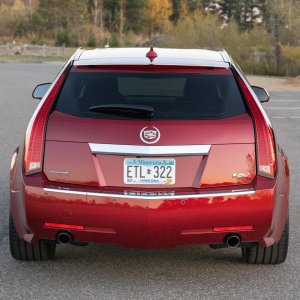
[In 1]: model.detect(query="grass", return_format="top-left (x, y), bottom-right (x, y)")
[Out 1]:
top-left (0, 54), bottom-right (67, 63)
top-left (0, 47), bottom-right (76, 63)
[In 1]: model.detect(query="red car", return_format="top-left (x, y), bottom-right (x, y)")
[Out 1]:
top-left (9, 47), bottom-right (289, 263)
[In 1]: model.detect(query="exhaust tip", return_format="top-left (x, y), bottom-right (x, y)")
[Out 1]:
top-left (57, 231), bottom-right (72, 244)
top-left (225, 234), bottom-right (241, 248)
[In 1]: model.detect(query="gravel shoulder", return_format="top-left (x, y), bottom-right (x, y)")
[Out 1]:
top-left (247, 75), bottom-right (300, 91)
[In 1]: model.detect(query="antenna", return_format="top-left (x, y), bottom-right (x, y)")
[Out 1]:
top-left (146, 46), bottom-right (157, 62)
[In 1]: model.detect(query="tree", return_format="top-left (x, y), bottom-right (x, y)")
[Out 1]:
top-left (91, 0), bottom-right (104, 41)
top-left (0, 0), bottom-right (27, 38)
top-left (261, 0), bottom-right (287, 71)
top-left (207, 0), bottom-right (264, 31)
top-left (87, 32), bottom-right (97, 47)
top-left (179, 0), bottom-right (190, 20)
top-left (144, 0), bottom-right (172, 38)
top-left (37, 0), bottom-right (88, 41)
top-left (119, 0), bottom-right (125, 45)
top-left (103, 0), bottom-right (147, 46)
top-left (124, 0), bottom-right (147, 33)
top-left (22, 0), bottom-right (39, 20)
top-left (164, 11), bottom-right (223, 49)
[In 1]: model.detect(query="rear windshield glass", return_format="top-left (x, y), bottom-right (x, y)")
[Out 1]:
top-left (55, 69), bottom-right (246, 120)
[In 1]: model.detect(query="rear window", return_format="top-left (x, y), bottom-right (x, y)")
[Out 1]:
top-left (55, 68), bottom-right (246, 120)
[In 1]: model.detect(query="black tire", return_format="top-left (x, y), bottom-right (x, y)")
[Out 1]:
top-left (242, 217), bottom-right (289, 264)
top-left (9, 214), bottom-right (56, 261)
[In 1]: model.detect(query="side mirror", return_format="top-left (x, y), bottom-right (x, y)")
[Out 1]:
top-left (32, 83), bottom-right (51, 99)
top-left (251, 86), bottom-right (270, 103)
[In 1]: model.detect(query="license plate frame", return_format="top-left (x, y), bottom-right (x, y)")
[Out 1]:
top-left (124, 158), bottom-right (175, 185)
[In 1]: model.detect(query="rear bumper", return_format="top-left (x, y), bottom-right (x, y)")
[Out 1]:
top-left (10, 144), bottom-right (289, 249)
top-left (11, 179), bottom-right (287, 249)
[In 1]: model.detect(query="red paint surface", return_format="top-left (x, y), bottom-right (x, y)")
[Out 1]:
top-left (10, 143), bottom-right (289, 248)
top-left (10, 171), bottom-right (286, 248)
top-left (44, 112), bottom-right (255, 188)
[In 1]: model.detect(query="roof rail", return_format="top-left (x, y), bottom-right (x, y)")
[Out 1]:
top-left (219, 49), bottom-right (232, 64)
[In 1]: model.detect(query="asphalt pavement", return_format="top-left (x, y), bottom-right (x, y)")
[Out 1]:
top-left (0, 63), bottom-right (299, 299)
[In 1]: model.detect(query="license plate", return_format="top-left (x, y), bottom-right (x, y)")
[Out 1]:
top-left (124, 158), bottom-right (175, 184)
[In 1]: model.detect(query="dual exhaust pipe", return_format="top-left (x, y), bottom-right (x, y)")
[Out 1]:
top-left (56, 231), bottom-right (241, 247)
top-left (57, 231), bottom-right (72, 244)
top-left (225, 234), bottom-right (241, 248)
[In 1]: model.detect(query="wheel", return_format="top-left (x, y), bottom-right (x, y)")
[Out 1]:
top-left (9, 213), bottom-right (56, 261)
top-left (242, 217), bottom-right (289, 264)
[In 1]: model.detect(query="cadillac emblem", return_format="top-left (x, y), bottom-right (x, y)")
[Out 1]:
top-left (140, 126), bottom-right (160, 144)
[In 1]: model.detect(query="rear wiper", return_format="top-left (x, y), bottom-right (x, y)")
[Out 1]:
top-left (89, 104), bottom-right (154, 118)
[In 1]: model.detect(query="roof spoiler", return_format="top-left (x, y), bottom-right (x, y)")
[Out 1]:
top-left (73, 47), bottom-right (86, 61)
top-left (219, 49), bottom-right (232, 64)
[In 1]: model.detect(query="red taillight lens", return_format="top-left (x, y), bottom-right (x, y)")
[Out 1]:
top-left (237, 76), bottom-right (276, 178)
top-left (24, 74), bottom-right (65, 174)
top-left (213, 225), bottom-right (253, 232)
top-left (44, 222), bottom-right (84, 230)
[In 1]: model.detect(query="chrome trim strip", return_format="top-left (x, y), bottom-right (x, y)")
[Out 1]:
top-left (88, 143), bottom-right (211, 156)
top-left (48, 171), bottom-right (70, 176)
top-left (44, 188), bottom-right (255, 200)
top-left (44, 189), bottom-right (87, 196)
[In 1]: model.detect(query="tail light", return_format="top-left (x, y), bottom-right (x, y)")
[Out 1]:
top-left (24, 74), bottom-right (65, 174)
top-left (237, 76), bottom-right (276, 178)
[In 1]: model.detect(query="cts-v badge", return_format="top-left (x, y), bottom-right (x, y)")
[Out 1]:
top-left (140, 126), bottom-right (160, 144)
top-left (232, 172), bottom-right (250, 178)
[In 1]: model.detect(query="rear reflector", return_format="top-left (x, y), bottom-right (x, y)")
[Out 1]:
top-left (24, 74), bottom-right (65, 174)
top-left (237, 76), bottom-right (276, 178)
top-left (44, 222), bottom-right (84, 230)
top-left (213, 226), bottom-right (253, 232)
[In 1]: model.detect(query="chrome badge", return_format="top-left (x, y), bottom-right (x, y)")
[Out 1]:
top-left (49, 171), bottom-right (70, 176)
top-left (232, 172), bottom-right (250, 178)
top-left (124, 191), bottom-right (175, 197)
top-left (140, 126), bottom-right (160, 144)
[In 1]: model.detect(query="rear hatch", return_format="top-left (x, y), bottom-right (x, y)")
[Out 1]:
top-left (44, 66), bottom-right (256, 189)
